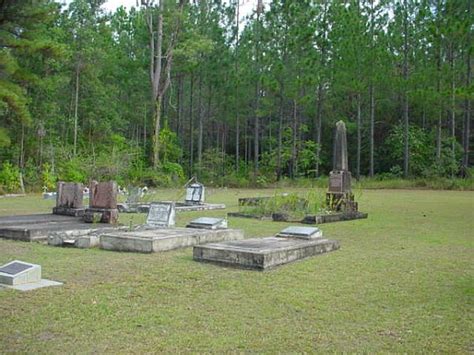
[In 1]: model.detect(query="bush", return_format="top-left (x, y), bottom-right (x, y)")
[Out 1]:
top-left (0, 161), bottom-right (21, 193)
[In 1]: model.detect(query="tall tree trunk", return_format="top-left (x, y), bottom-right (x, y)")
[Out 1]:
top-left (189, 73), bottom-right (194, 175)
top-left (436, 0), bottom-right (443, 161)
top-left (403, 0), bottom-right (409, 178)
top-left (356, 93), bottom-right (361, 179)
top-left (291, 99), bottom-right (298, 179)
top-left (152, 94), bottom-right (163, 168)
top-left (463, 0), bottom-right (471, 170)
top-left (369, 84), bottom-right (375, 176)
top-left (276, 95), bottom-right (283, 181)
top-left (197, 75), bottom-right (203, 170)
top-left (235, 115), bottom-right (240, 171)
top-left (450, 44), bottom-right (456, 174)
top-left (315, 83), bottom-right (323, 177)
top-left (73, 63), bottom-right (80, 157)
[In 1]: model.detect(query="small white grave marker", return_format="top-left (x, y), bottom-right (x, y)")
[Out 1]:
top-left (146, 202), bottom-right (175, 228)
top-left (0, 260), bottom-right (62, 291)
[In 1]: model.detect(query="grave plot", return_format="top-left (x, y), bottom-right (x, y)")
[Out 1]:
top-left (0, 260), bottom-right (62, 291)
top-left (0, 180), bottom-right (123, 242)
top-left (100, 202), bottom-right (243, 253)
top-left (119, 180), bottom-right (226, 213)
top-left (193, 226), bottom-right (339, 270)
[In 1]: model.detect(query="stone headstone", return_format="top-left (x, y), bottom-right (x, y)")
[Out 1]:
top-left (186, 217), bottom-right (227, 230)
top-left (276, 226), bottom-right (322, 239)
top-left (146, 202), bottom-right (175, 228)
top-left (83, 181), bottom-right (119, 224)
top-left (185, 183), bottom-right (205, 205)
top-left (126, 186), bottom-right (142, 204)
top-left (52, 182), bottom-right (84, 216)
top-left (89, 181), bottom-right (118, 209)
top-left (333, 120), bottom-right (348, 171)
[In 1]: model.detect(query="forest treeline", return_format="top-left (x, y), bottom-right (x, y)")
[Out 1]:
top-left (0, 0), bottom-right (472, 191)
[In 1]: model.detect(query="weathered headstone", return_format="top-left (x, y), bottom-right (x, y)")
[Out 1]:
top-left (186, 217), bottom-right (227, 230)
top-left (146, 202), bottom-right (175, 228)
top-left (52, 182), bottom-right (84, 216)
top-left (0, 260), bottom-right (62, 291)
top-left (326, 121), bottom-right (358, 212)
top-left (185, 182), bottom-right (205, 205)
top-left (83, 181), bottom-right (119, 224)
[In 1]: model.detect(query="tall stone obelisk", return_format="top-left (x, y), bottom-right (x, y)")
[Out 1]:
top-left (327, 120), bottom-right (357, 212)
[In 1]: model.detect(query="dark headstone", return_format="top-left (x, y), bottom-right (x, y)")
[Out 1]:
top-left (83, 181), bottom-right (119, 224)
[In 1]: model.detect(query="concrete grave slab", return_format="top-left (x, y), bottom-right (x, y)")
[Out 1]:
top-left (0, 260), bottom-right (62, 291)
top-left (186, 217), bottom-right (227, 230)
top-left (100, 227), bottom-right (244, 253)
top-left (194, 226), bottom-right (339, 270)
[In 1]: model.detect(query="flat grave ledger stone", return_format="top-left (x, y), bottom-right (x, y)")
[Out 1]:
top-left (193, 226), bottom-right (339, 270)
top-left (146, 202), bottom-right (175, 228)
top-left (52, 182), bottom-right (85, 216)
top-left (186, 217), bottom-right (227, 230)
top-left (83, 181), bottom-right (119, 224)
top-left (0, 260), bottom-right (62, 291)
top-left (276, 226), bottom-right (322, 239)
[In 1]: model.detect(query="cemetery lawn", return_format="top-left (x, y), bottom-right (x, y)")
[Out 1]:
top-left (0, 188), bottom-right (472, 353)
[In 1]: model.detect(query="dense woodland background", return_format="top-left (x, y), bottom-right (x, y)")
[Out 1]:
top-left (0, 0), bottom-right (472, 192)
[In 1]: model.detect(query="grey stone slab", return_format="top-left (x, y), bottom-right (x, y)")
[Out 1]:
top-left (186, 217), bottom-right (227, 230)
top-left (193, 236), bottom-right (340, 270)
top-left (100, 227), bottom-right (244, 253)
top-left (0, 279), bottom-right (62, 291)
top-left (277, 226), bottom-right (321, 239)
top-left (0, 214), bottom-right (79, 226)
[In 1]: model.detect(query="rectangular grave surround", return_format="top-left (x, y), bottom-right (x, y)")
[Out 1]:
top-left (100, 227), bottom-right (244, 253)
top-left (0, 260), bottom-right (41, 285)
top-left (193, 235), bottom-right (339, 270)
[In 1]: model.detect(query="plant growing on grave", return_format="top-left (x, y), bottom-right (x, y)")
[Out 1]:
top-left (240, 191), bottom-right (326, 219)
top-left (41, 163), bottom-right (57, 191)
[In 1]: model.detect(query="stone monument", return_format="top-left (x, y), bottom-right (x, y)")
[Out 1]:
top-left (52, 181), bottom-right (85, 216)
top-left (146, 202), bottom-right (175, 228)
top-left (326, 121), bottom-right (358, 213)
top-left (83, 181), bottom-right (119, 224)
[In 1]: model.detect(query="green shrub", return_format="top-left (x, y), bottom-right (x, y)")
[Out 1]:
top-left (0, 161), bottom-right (21, 193)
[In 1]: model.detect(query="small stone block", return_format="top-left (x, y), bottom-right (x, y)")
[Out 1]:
top-left (186, 217), bottom-right (227, 230)
top-left (277, 226), bottom-right (322, 239)
top-left (0, 260), bottom-right (41, 286)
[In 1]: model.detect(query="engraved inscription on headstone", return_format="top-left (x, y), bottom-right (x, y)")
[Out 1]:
top-left (146, 202), bottom-right (175, 228)
top-left (277, 226), bottom-right (322, 239)
top-left (185, 183), bottom-right (205, 204)
top-left (0, 262), bottom-right (33, 275)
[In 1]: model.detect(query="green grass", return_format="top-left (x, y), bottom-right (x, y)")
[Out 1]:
top-left (0, 188), bottom-right (473, 352)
